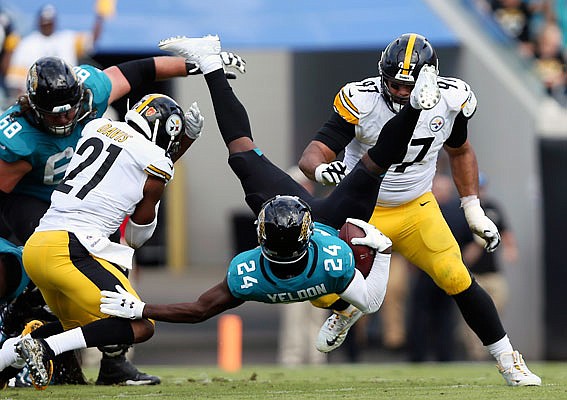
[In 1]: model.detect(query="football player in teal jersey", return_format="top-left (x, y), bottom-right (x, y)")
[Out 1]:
top-left (0, 53), bottom-right (242, 386)
top-left (0, 237), bottom-right (41, 388)
top-left (99, 35), bottom-right (436, 338)
top-left (0, 238), bottom-right (30, 309)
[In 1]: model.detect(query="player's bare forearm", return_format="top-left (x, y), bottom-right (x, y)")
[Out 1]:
top-left (153, 56), bottom-right (188, 80)
top-left (143, 279), bottom-right (244, 323)
top-left (298, 141), bottom-right (337, 181)
top-left (446, 140), bottom-right (479, 197)
top-left (0, 159), bottom-right (32, 193)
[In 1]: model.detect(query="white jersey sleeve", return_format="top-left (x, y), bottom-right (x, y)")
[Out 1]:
top-left (437, 76), bottom-right (477, 118)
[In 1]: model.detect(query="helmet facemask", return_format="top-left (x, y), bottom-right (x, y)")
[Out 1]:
top-left (256, 195), bottom-right (313, 264)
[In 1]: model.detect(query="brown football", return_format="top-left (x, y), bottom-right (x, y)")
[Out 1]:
top-left (339, 221), bottom-right (376, 278)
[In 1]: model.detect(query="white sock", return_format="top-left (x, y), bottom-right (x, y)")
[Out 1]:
top-left (200, 55), bottom-right (223, 74)
top-left (45, 327), bottom-right (87, 356)
top-left (486, 334), bottom-right (514, 360)
top-left (0, 337), bottom-right (22, 370)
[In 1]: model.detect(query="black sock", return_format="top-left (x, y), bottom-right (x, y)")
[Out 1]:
top-left (81, 318), bottom-right (135, 348)
top-left (367, 104), bottom-right (420, 168)
top-left (453, 279), bottom-right (506, 345)
top-left (204, 69), bottom-right (253, 145)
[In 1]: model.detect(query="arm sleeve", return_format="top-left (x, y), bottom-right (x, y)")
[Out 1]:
top-left (338, 252), bottom-right (391, 313)
top-left (445, 112), bottom-right (469, 148)
top-left (116, 58), bottom-right (157, 89)
top-left (312, 112), bottom-right (355, 155)
top-left (124, 215), bottom-right (157, 249)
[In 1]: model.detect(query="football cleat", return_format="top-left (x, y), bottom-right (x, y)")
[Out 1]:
top-left (15, 338), bottom-right (54, 390)
top-left (497, 350), bottom-right (541, 387)
top-left (0, 366), bottom-right (20, 389)
top-left (316, 305), bottom-right (363, 353)
top-left (409, 65), bottom-right (440, 110)
top-left (96, 354), bottom-right (160, 386)
top-left (158, 35), bottom-right (221, 68)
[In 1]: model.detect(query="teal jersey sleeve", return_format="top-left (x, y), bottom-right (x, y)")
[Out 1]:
top-left (226, 224), bottom-right (355, 303)
top-left (0, 65), bottom-right (112, 202)
top-left (74, 64), bottom-right (112, 119)
top-left (0, 238), bottom-right (29, 305)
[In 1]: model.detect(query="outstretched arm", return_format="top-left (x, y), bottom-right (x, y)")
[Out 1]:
top-left (101, 278), bottom-right (245, 323)
top-left (104, 56), bottom-right (188, 105)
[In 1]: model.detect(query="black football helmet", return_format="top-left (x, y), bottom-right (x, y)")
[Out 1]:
top-left (257, 195), bottom-right (313, 264)
top-left (124, 94), bottom-right (185, 158)
top-left (378, 33), bottom-right (438, 113)
top-left (26, 56), bottom-right (90, 136)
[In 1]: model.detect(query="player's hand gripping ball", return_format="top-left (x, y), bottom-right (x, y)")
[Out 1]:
top-left (339, 221), bottom-right (376, 277)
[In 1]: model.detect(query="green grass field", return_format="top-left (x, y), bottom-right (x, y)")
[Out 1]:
top-left (0, 362), bottom-right (565, 400)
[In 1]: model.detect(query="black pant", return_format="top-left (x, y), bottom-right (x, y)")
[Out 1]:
top-left (228, 151), bottom-right (382, 230)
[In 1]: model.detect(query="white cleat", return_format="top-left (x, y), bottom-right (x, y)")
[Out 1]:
top-left (497, 351), bottom-right (542, 387)
top-left (315, 305), bottom-right (363, 353)
top-left (410, 64), bottom-right (440, 110)
top-left (158, 35), bottom-right (221, 66)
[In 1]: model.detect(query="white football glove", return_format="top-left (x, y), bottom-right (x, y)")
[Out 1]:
top-left (461, 196), bottom-right (501, 252)
top-left (314, 161), bottom-right (347, 186)
top-left (184, 102), bottom-right (204, 140)
top-left (100, 285), bottom-right (145, 320)
top-left (346, 218), bottom-right (392, 252)
top-left (220, 51), bottom-right (246, 74)
top-left (185, 51), bottom-right (245, 79)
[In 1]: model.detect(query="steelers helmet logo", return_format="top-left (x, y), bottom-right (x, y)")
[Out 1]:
top-left (166, 114), bottom-right (183, 136)
top-left (429, 116), bottom-right (445, 132)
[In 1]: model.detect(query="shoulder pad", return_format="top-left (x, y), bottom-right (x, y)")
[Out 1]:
top-left (461, 90), bottom-right (477, 118)
top-left (438, 77), bottom-right (477, 115)
top-left (332, 78), bottom-right (381, 125)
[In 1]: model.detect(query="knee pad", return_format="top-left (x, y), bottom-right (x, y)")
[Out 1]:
top-left (432, 257), bottom-right (472, 295)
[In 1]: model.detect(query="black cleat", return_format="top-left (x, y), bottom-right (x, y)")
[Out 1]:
top-left (0, 366), bottom-right (21, 389)
top-left (96, 354), bottom-right (160, 386)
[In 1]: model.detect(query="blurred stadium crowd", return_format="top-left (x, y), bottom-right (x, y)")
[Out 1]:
top-left (466, 0), bottom-right (567, 106)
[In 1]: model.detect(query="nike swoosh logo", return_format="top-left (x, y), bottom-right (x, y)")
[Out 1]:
top-left (419, 201), bottom-right (431, 206)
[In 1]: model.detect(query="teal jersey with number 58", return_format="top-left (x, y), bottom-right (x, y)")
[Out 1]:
top-left (226, 222), bottom-right (356, 303)
top-left (0, 65), bottom-right (112, 202)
